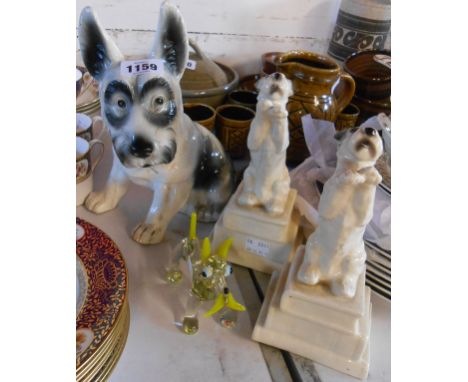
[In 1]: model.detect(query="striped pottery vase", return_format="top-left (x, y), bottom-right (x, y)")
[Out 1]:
top-left (328, 0), bottom-right (391, 62)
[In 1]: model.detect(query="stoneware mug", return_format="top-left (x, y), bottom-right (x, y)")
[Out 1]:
top-left (216, 104), bottom-right (255, 159)
top-left (227, 90), bottom-right (258, 111)
top-left (76, 113), bottom-right (105, 142)
top-left (335, 103), bottom-right (360, 131)
top-left (183, 103), bottom-right (216, 131)
top-left (76, 136), bottom-right (104, 206)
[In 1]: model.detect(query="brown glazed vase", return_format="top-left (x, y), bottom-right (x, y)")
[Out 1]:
top-left (276, 50), bottom-right (355, 163)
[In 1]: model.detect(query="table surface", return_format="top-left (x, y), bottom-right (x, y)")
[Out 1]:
top-left (77, 127), bottom-right (390, 382)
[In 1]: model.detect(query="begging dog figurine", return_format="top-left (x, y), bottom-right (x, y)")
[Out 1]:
top-left (78, 1), bottom-right (233, 244)
top-left (237, 72), bottom-right (293, 215)
top-left (297, 126), bottom-right (383, 298)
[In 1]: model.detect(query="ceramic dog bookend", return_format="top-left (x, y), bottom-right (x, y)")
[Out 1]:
top-left (238, 72), bottom-right (293, 216)
top-left (297, 126), bottom-right (383, 298)
top-left (252, 126), bottom-right (382, 379)
top-left (78, 1), bottom-right (233, 245)
top-left (212, 74), bottom-right (300, 274)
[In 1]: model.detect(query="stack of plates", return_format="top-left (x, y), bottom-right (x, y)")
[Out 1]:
top-left (365, 240), bottom-right (391, 300)
top-left (76, 218), bottom-right (129, 382)
top-left (76, 67), bottom-right (100, 114)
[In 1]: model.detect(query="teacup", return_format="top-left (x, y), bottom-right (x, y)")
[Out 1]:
top-left (335, 103), bottom-right (360, 131)
top-left (227, 90), bottom-right (258, 111)
top-left (76, 113), bottom-right (105, 142)
top-left (76, 136), bottom-right (104, 206)
top-left (76, 68), bottom-right (83, 97)
top-left (216, 104), bottom-right (255, 159)
top-left (183, 103), bottom-right (216, 131)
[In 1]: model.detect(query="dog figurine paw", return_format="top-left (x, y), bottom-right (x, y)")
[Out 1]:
top-left (78, 1), bottom-right (233, 244)
top-left (298, 126), bottom-right (383, 298)
top-left (237, 72), bottom-right (293, 215)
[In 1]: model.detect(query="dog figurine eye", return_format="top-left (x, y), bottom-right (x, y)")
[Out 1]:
top-left (350, 127), bottom-right (358, 133)
top-left (224, 263), bottom-right (233, 277)
top-left (117, 99), bottom-right (126, 108)
top-left (154, 96), bottom-right (164, 106)
top-left (201, 266), bottom-right (213, 278)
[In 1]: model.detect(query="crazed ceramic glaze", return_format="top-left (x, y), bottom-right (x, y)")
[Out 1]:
top-left (297, 126), bottom-right (383, 298)
top-left (78, 1), bottom-right (233, 244)
top-left (237, 73), bottom-right (293, 215)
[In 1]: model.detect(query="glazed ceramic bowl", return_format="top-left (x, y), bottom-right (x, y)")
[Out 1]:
top-left (183, 103), bottom-right (216, 131)
top-left (182, 62), bottom-right (239, 108)
top-left (344, 50), bottom-right (391, 100)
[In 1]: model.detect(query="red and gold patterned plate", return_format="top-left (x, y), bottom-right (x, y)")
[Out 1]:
top-left (76, 218), bottom-right (128, 369)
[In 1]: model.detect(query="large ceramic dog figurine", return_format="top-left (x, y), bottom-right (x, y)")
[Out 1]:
top-left (297, 126), bottom-right (383, 298)
top-left (237, 72), bottom-right (293, 215)
top-left (79, 2), bottom-right (233, 244)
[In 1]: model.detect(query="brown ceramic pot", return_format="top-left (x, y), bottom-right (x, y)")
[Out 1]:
top-left (344, 50), bottom-right (391, 100)
top-left (335, 103), bottom-right (360, 131)
top-left (183, 103), bottom-right (216, 131)
top-left (227, 90), bottom-right (258, 110)
top-left (216, 104), bottom-right (255, 159)
top-left (276, 50), bottom-right (355, 163)
top-left (353, 95), bottom-right (390, 125)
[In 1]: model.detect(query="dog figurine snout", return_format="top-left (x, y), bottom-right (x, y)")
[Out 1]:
top-left (273, 72), bottom-right (282, 80)
top-left (364, 127), bottom-right (377, 136)
top-left (130, 135), bottom-right (153, 158)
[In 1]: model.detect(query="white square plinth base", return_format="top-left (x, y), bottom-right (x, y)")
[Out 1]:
top-left (212, 186), bottom-right (300, 274)
top-left (252, 246), bottom-right (372, 380)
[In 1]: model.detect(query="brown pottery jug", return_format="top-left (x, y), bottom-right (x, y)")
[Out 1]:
top-left (276, 50), bottom-right (355, 163)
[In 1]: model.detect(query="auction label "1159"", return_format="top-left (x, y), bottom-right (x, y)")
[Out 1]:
top-left (121, 59), bottom-right (164, 76)
top-left (121, 58), bottom-right (197, 76)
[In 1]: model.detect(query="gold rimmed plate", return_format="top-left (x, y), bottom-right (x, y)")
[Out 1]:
top-left (77, 301), bottom-right (129, 382)
top-left (76, 218), bottom-right (128, 370)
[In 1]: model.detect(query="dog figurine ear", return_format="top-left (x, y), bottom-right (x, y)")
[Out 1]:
top-left (79, 7), bottom-right (124, 81)
top-left (334, 130), bottom-right (348, 141)
top-left (150, 1), bottom-right (188, 80)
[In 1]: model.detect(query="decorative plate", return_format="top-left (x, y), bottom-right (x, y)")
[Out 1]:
top-left (76, 218), bottom-right (127, 367)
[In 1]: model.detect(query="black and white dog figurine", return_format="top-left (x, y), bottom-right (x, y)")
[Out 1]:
top-left (79, 1), bottom-right (233, 244)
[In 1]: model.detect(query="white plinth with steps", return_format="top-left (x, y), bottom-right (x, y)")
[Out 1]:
top-left (212, 185), bottom-right (300, 273)
top-left (252, 245), bottom-right (372, 379)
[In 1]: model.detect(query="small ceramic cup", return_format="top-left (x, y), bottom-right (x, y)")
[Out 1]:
top-left (335, 103), bottom-right (360, 131)
top-left (216, 104), bottom-right (255, 159)
top-left (183, 103), bottom-right (216, 131)
top-left (227, 90), bottom-right (258, 111)
top-left (76, 113), bottom-right (105, 141)
top-left (76, 137), bottom-right (104, 206)
top-left (76, 68), bottom-right (83, 97)
top-left (261, 52), bottom-right (282, 75)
